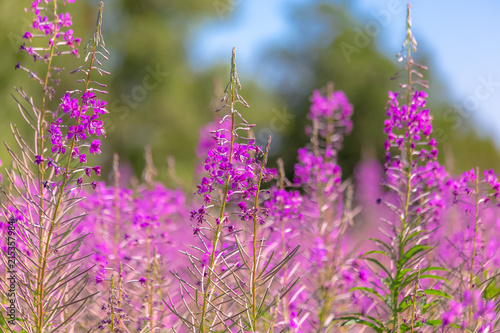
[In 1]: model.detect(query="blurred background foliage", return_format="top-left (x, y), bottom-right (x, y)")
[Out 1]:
top-left (1, 0), bottom-right (499, 189)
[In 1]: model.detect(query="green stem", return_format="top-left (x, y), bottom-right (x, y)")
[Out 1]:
top-left (35, 1), bottom-right (59, 330)
top-left (251, 137), bottom-right (271, 331)
top-left (147, 226), bottom-right (154, 330)
top-left (469, 166), bottom-right (480, 325)
top-left (113, 153), bottom-right (120, 269)
top-left (199, 48), bottom-right (238, 333)
top-left (118, 262), bottom-right (123, 312)
top-left (277, 159), bottom-right (290, 325)
top-left (110, 275), bottom-right (116, 333)
top-left (409, 268), bottom-right (420, 333)
top-left (469, 167), bottom-right (480, 288)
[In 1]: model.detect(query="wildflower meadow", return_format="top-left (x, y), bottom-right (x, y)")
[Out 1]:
top-left (1, 1), bottom-right (500, 332)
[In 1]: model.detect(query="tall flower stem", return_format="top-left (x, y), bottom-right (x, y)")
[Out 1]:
top-left (251, 137), bottom-right (271, 331)
top-left (113, 153), bottom-right (121, 269)
top-left (468, 166), bottom-right (480, 324)
top-left (146, 226), bottom-right (154, 330)
top-left (317, 84), bottom-right (338, 331)
top-left (109, 274), bottom-right (117, 333)
top-left (199, 47), bottom-right (239, 333)
top-left (392, 137), bottom-right (414, 332)
top-left (392, 4), bottom-right (415, 331)
top-left (470, 167), bottom-right (480, 289)
top-left (35, 4), bottom-right (104, 331)
top-left (277, 158), bottom-right (290, 325)
top-left (143, 146), bottom-right (157, 330)
top-left (35, 2), bottom-right (59, 328)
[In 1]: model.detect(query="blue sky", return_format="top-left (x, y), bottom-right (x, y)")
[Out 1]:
top-left (188, 0), bottom-right (500, 145)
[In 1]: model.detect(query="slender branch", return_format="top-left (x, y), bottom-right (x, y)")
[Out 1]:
top-left (251, 136), bottom-right (271, 331)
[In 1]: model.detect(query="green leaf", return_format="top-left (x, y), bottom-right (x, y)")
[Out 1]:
top-left (362, 250), bottom-right (391, 259)
top-left (259, 245), bottom-right (299, 285)
top-left (349, 287), bottom-right (387, 303)
top-left (364, 257), bottom-right (393, 284)
top-left (421, 299), bottom-right (441, 313)
top-left (483, 277), bottom-right (500, 299)
top-left (401, 273), bottom-right (448, 289)
top-left (419, 274), bottom-right (448, 281)
top-left (338, 316), bottom-right (384, 333)
top-left (425, 319), bottom-right (443, 327)
top-left (368, 238), bottom-right (395, 257)
top-left (422, 266), bottom-right (448, 272)
top-left (403, 229), bottom-right (426, 246)
top-left (423, 289), bottom-right (452, 299)
top-left (399, 245), bottom-right (433, 267)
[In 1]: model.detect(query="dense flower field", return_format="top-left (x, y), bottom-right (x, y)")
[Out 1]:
top-left (1, 1), bottom-right (500, 332)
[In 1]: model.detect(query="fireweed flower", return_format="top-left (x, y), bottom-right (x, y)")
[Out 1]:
top-left (383, 91), bottom-right (437, 164)
top-left (383, 90), bottom-right (446, 230)
top-left (264, 188), bottom-right (303, 223)
top-left (195, 113), bottom-right (275, 206)
top-left (354, 89), bottom-right (449, 326)
top-left (75, 176), bottom-right (189, 330)
top-left (294, 87), bottom-right (353, 195)
top-left (7, 2), bottom-right (500, 331)
top-left (189, 123), bottom-right (274, 327)
top-left (197, 133), bottom-right (265, 204)
top-left (294, 146), bottom-right (342, 196)
top-left (195, 117), bottom-right (232, 175)
top-left (447, 169), bottom-right (500, 269)
top-left (168, 48), bottom-right (283, 333)
top-left (309, 88), bottom-right (353, 133)
top-left (22, 0), bottom-right (81, 61)
top-left (441, 289), bottom-right (496, 331)
top-left (192, 116), bottom-right (275, 236)
top-left (436, 168), bottom-right (500, 331)
top-left (1, 2), bottom-right (110, 332)
top-left (274, 85), bottom-right (355, 331)
top-left (342, 9), bottom-right (454, 330)
top-left (24, 0), bottom-right (107, 185)
top-left (34, 90), bottom-right (107, 182)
